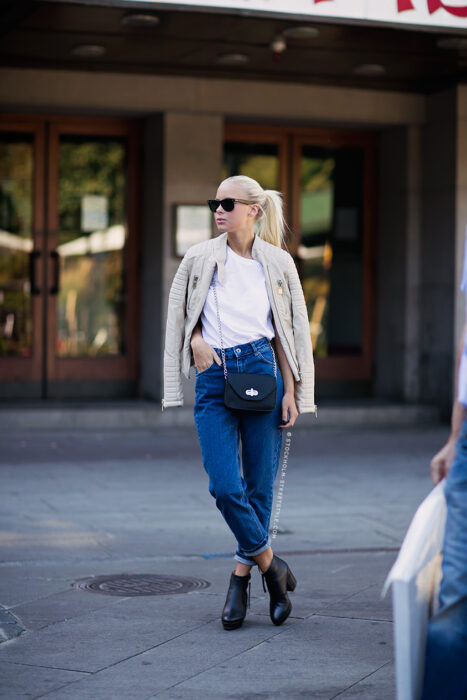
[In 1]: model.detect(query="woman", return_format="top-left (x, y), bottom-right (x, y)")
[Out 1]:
top-left (162, 175), bottom-right (317, 630)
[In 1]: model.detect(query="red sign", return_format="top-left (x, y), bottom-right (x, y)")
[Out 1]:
top-left (398, 0), bottom-right (467, 16)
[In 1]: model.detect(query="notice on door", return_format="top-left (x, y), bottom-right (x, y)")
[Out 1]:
top-left (81, 195), bottom-right (108, 232)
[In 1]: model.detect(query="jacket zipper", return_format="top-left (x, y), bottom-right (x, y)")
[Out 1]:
top-left (187, 275), bottom-right (199, 307)
top-left (266, 267), bottom-right (300, 379)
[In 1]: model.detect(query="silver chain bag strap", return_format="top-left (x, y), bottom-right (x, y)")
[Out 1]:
top-left (212, 278), bottom-right (277, 412)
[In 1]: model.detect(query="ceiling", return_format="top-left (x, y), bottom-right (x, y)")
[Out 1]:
top-left (1, 0), bottom-right (467, 93)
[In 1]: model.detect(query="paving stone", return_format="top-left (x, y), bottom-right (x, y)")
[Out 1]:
top-left (23, 619), bottom-right (296, 699)
top-left (152, 615), bottom-right (393, 699)
top-left (0, 606), bottom-right (24, 642)
top-left (336, 661), bottom-right (395, 698)
top-left (0, 661), bottom-right (86, 700)
top-left (0, 604), bottom-right (216, 673)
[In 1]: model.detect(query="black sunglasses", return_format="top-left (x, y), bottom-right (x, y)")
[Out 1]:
top-left (207, 198), bottom-right (251, 213)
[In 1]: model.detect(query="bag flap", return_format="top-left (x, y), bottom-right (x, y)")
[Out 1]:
top-left (226, 373), bottom-right (276, 401)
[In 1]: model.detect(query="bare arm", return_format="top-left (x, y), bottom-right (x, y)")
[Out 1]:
top-left (272, 320), bottom-right (298, 429)
top-left (449, 322), bottom-right (466, 442)
top-left (430, 323), bottom-right (466, 484)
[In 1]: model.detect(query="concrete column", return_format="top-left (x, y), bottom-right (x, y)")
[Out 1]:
top-left (140, 115), bottom-right (164, 401)
top-left (404, 125), bottom-right (422, 402)
top-left (375, 127), bottom-right (409, 400)
top-left (161, 112), bottom-right (224, 407)
top-left (420, 89), bottom-right (457, 420)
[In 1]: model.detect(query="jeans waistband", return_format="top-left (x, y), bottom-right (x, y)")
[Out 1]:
top-left (212, 337), bottom-right (272, 359)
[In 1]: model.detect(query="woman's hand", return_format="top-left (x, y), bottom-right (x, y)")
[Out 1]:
top-left (191, 333), bottom-right (222, 372)
top-left (430, 438), bottom-right (457, 485)
top-left (271, 321), bottom-right (299, 429)
top-left (280, 390), bottom-right (298, 429)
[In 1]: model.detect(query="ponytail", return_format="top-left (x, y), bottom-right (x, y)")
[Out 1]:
top-left (257, 189), bottom-right (286, 249)
top-left (220, 175), bottom-right (287, 249)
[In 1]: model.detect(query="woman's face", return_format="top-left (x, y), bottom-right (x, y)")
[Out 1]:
top-left (212, 183), bottom-right (258, 233)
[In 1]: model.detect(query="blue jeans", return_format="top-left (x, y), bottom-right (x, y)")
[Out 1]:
top-left (421, 415), bottom-right (467, 700)
top-left (193, 336), bottom-right (284, 567)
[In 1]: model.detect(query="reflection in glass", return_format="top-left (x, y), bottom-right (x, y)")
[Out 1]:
top-left (0, 134), bottom-right (34, 357)
top-left (57, 137), bottom-right (127, 357)
top-left (299, 147), bottom-right (364, 358)
top-left (223, 142), bottom-right (279, 191)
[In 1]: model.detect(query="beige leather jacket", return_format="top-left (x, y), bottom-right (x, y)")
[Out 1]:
top-left (162, 231), bottom-right (317, 414)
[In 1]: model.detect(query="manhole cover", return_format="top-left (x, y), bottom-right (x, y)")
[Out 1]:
top-left (73, 574), bottom-right (211, 596)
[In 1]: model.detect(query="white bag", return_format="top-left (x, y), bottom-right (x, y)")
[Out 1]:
top-left (382, 480), bottom-right (447, 700)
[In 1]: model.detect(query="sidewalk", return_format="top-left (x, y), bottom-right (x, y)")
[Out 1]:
top-left (0, 424), bottom-right (448, 699)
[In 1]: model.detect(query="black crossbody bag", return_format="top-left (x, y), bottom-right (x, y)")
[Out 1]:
top-left (212, 280), bottom-right (277, 412)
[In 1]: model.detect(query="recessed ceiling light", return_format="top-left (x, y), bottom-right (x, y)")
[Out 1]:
top-left (353, 63), bottom-right (386, 76)
top-left (217, 53), bottom-right (250, 65)
top-left (71, 44), bottom-right (106, 58)
top-left (270, 36), bottom-right (287, 54)
top-left (122, 13), bottom-right (160, 28)
top-left (437, 36), bottom-right (467, 51)
top-left (282, 26), bottom-right (320, 39)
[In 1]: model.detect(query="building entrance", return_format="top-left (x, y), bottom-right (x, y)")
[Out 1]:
top-left (0, 115), bottom-right (140, 399)
top-left (224, 124), bottom-right (376, 392)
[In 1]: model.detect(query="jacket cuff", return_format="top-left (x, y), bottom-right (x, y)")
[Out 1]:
top-left (161, 397), bottom-right (183, 411)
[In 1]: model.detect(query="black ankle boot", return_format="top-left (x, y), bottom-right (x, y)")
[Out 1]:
top-left (261, 554), bottom-right (297, 626)
top-left (221, 571), bottom-right (251, 630)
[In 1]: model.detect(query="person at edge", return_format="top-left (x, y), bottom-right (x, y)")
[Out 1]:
top-left (420, 227), bottom-right (467, 700)
top-left (162, 175), bottom-right (317, 630)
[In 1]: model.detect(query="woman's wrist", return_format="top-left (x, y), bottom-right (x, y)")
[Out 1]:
top-left (190, 323), bottom-right (203, 348)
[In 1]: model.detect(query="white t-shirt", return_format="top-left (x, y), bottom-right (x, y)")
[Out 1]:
top-left (200, 243), bottom-right (275, 348)
top-left (458, 228), bottom-right (467, 406)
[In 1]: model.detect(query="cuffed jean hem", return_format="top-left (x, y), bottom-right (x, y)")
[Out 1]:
top-left (234, 536), bottom-right (272, 566)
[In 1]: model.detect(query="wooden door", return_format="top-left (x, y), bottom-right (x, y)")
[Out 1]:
top-left (0, 115), bottom-right (140, 399)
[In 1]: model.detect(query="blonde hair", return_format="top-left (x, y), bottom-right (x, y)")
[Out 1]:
top-left (220, 175), bottom-right (286, 249)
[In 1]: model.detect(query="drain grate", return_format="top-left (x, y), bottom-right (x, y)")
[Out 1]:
top-left (74, 574), bottom-right (210, 596)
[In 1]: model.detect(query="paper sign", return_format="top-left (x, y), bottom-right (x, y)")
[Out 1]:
top-left (81, 195), bottom-right (108, 233)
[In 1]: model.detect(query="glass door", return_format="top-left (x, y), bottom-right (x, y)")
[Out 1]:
top-left (46, 119), bottom-right (139, 394)
top-left (223, 123), bottom-right (376, 387)
top-left (0, 116), bottom-right (140, 399)
top-left (0, 120), bottom-right (45, 395)
top-left (291, 131), bottom-right (376, 382)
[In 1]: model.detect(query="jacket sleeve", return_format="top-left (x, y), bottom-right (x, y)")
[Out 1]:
top-left (162, 254), bottom-right (190, 410)
top-left (286, 255), bottom-right (317, 415)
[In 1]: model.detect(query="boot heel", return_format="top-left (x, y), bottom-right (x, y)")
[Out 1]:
top-left (286, 568), bottom-right (296, 592)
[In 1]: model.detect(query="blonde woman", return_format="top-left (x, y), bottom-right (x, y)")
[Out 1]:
top-left (162, 175), bottom-right (317, 630)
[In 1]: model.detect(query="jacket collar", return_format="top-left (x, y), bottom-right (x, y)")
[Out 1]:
top-left (211, 231), bottom-right (266, 284)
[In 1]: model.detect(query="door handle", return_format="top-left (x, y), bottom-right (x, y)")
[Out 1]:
top-left (49, 250), bottom-right (60, 295)
top-left (29, 250), bottom-right (41, 295)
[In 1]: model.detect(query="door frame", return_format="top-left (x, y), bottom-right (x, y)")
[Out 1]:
top-left (0, 113), bottom-right (141, 393)
top-left (224, 122), bottom-right (377, 383)
top-left (291, 127), bottom-right (377, 381)
top-left (47, 116), bottom-right (141, 383)
top-left (0, 116), bottom-right (45, 384)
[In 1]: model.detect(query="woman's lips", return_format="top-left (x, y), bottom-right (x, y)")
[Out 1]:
top-left (216, 218), bottom-right (226, 224)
